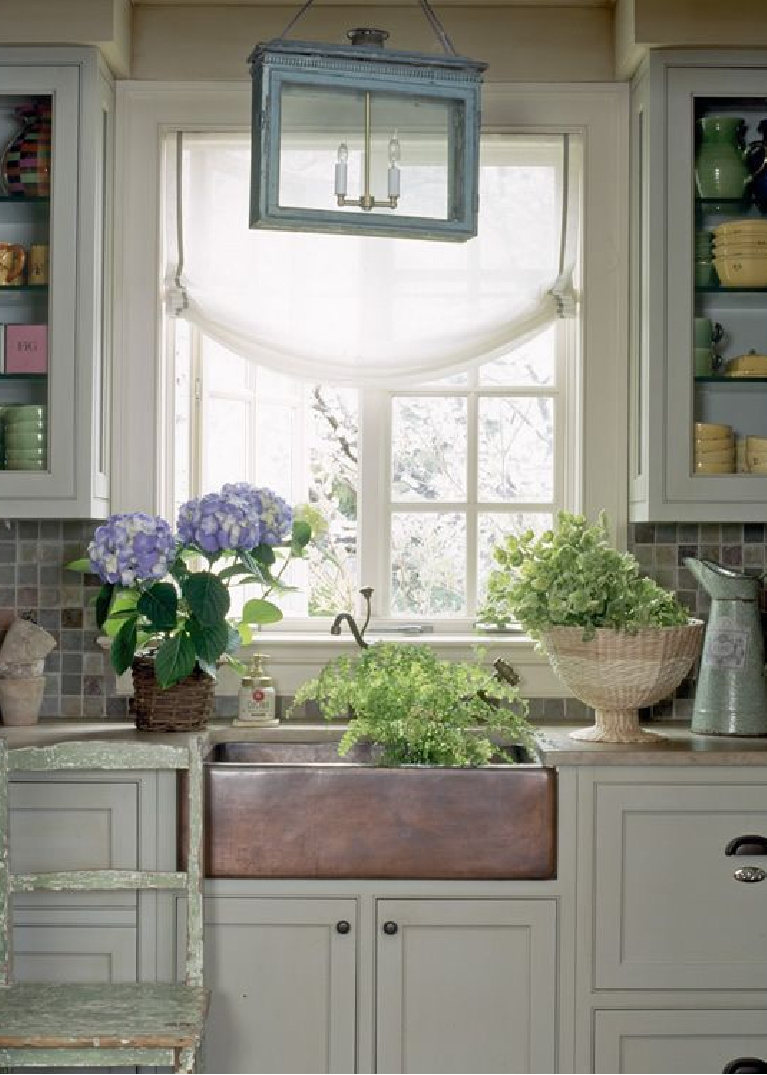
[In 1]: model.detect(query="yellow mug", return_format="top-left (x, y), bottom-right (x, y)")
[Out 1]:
top-left (28, 243), bottom-right (48, 285)
top-left (0, 243), bottom-right (25, 287)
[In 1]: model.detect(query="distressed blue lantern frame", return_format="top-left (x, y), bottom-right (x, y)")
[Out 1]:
top-left (249, 37), bottom-right (486, 241)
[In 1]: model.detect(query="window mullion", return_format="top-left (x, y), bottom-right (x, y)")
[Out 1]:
top-left (358, 387), bottom-right (390, 617)
top-left (466, 385), bottom-right (479, 618)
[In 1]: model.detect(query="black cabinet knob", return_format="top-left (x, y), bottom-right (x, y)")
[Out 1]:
top-left (335, 920), bottom-right (351, 935)
top-left (722, 1059), bottom-right (767, 1073)
top-left (382, 920), bottom-right (399, 936)
top-left (725, 835), bottom-right (767, 857)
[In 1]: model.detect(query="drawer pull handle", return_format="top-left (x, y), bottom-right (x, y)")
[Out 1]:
top-left (725, 835), bottom-right (767, 857)
top-left (335, 920), bottom-right (351, 935)
top-left (382, 920), bottom-right (399, 936)
top-left (734, 866), bottom-right (767, 883)
top-left (722, 1058), bottom-right (767, 1073)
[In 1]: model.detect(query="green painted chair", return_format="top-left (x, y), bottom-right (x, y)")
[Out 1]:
top-left (0, 735), bottom-right (209, 1073)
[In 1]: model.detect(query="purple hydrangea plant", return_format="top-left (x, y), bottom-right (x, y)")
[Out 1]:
top-left (88, 513), bottom-right (175, 587)
top-left (221, 483), bottom-right (293, 545)
top-left (177, 489), bottom-right (261, 553)
top-left (70, 484), bottom-right (312, 690)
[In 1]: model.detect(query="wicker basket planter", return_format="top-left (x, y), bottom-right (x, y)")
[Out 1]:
top-left (131, 655), bottom-right (216, 733)
top-left (542, 622), bottom-right (704, 743)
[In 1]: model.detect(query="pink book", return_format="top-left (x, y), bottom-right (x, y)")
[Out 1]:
top-left (5, 324), bottom-right (47, 374)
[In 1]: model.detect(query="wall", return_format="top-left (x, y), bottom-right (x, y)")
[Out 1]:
top-left (0, 517), bottom-right (763, 725)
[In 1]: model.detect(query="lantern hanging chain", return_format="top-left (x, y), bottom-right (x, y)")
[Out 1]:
top-left (276, 0), bottom-right (458, 55)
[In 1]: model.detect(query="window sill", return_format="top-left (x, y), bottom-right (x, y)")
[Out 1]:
top-left (101, 632), bottom-right (570, 699)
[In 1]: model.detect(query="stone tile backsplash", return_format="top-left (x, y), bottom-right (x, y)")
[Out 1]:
top-left (0, 517), bottom-right (764, 723)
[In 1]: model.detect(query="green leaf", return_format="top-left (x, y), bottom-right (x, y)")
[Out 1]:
top-left (66, 557), bottom-right (94, 573)
top-left (182, 571), bottom-right (230, 625)
top-left (291, 519), bottom-right (312, 553)
top-left (241, 598), bottom-right (283, 626)
top-left (228, 624), bottom-right (245, 652)
top-left (95, 584), bottom-right (114, 629)
top-left (187, 615), bottom-right (229, 664)
top-left (154, 631), bottom-right (197, 688)
top-left (215, 564), bottom-right (254, 582)
top-left (137, 582), bottom-right (178, 631)
top-left (251, 544), bottom-right (276, 568)
top-left (110, 616), bottom-right (138, 675)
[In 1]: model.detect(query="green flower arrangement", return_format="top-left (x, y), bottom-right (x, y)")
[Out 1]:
top-left (479, 511), bottom-right (689, 641)
top-left (292, 642), bottom-right (534, 767)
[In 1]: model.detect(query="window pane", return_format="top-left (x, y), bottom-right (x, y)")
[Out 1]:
top-left (391, 397), bottom-right (467, 501)
top-left (204, 396), bottom-right (249, 492)
top-left (307, 385), bottom-right (359, 616)
top-left (477, 512), bottom-right (553, 606)
top-left (204, 337), bottom-right (252, 392)
top-left (480, 325), bottom-right (556, 386)
top-left (391, 513), bottom-right (466, 616)
top-left (478, 397), bottom-right (554, 502)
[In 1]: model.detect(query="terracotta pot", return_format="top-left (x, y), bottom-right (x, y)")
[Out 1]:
top-left (0, 675), bottom-right (45, 725)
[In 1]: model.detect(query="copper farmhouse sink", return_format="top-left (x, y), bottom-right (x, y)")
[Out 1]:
top-left (180, 741), bottom-right (557, 881)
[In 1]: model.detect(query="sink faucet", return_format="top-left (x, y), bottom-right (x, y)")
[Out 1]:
top-left (330, 587), bottom-right (373, 649)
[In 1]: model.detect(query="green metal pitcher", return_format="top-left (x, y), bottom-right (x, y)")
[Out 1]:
top-left (685, 558), bottom-right (767, 736)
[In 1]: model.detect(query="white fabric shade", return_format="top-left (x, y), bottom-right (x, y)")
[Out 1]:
top-left (168, 132), bottom-right (578, 387)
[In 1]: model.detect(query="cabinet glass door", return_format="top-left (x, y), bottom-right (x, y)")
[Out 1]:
top-left (667, 67), bottom-right (767, 509)
top-left (0, 94), bottom-right (51, 473)
top-left (0, 66), bottom-right (77, 503)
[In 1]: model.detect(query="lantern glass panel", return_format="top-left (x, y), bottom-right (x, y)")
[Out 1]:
top-left (278, 83), bottom-right (455, 220)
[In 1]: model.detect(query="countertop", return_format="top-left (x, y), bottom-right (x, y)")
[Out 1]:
top-left (2, 719), bottom-right (767, 766)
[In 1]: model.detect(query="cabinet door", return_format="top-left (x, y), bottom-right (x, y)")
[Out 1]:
top-left (204, 896), bottom-right (357, 1075)
top-left (376, 898), bottom-right (557, 1075)
top-left (595, 1009), bottom-right (767, 1074)
top-left (0, 49), bottom-right (112, 518)
top-left (593, 781), bottom-right (767, 990)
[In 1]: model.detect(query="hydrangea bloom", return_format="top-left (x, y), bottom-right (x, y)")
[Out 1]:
top-left (88, 513), bottom-right (175, 587)
top-left (222, 483), bottom-right (292, 545)
top-left (177, 490), bottom-right (261, 554)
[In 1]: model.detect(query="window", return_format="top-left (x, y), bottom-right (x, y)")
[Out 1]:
top-left (166, 130), bottom-right (577, 628)
top-left (115, 83), bottom-right (627, 692)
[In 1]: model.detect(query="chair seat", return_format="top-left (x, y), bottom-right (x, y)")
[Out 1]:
top-left (0, 982), bottom-right (209, 1049)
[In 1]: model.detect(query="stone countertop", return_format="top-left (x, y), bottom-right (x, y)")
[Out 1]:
top-left (1, 719), bottom-right (767, 766)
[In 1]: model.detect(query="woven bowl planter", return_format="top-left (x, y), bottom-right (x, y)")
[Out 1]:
top-left (131, 655), bottom-right (216, 733)
top-left (542, 622), bottom-right (704, 743)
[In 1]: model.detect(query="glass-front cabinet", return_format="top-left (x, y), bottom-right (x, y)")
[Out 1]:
top-left (0, 49), bottom-right (112, 518)
top-left (630, 50), bottom-right (767, 522)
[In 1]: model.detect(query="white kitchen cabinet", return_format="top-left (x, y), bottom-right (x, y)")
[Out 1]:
top-left (375, 898), bottom-right (557, 1075)
top-left (202, 891), bottom-right (559, 1075)
top-left (594, 1010), bottom-right (767, 1075)
top-left (203, 896), bottom-right (357, 1074)
top-left (0, 47), bottom-right (113, 518)
top-left (576, 766), bottom-right (767, 1074)
top-left (630, 50), bottom-right (767, 521)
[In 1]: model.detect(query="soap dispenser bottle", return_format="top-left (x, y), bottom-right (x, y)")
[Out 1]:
top-left (235, 653), bottom-right (278, 727)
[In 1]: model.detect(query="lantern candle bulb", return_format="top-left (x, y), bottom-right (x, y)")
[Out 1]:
top-left (335, 142), bottom-right (349, 198)
top-left (387, 133), bottom-right (401, 201)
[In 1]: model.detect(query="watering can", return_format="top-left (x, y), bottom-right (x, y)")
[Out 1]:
top-left (685, 558), bottom-right (767, 736)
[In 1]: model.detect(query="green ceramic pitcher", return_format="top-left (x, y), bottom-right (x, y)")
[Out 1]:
top-left (695, 115), bottom-right (751, 200)
top-left (685, 558), bottom-right (767, 736)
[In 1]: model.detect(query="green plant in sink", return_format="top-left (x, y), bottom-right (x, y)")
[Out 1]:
top-left (292, 641), bottom-right (535, 767)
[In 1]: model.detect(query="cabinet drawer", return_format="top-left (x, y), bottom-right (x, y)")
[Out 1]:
top-left (595, 1009), bottom-right (767, 1074)
top-left (594, 782), bottom-right (767, 990)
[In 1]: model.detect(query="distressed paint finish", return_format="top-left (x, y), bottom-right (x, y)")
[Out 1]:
top-left (0, 983), bottom-right (208, 1046)
top-left (0, 735), bottom-right (209, 1072)
top-left (9, 739), bottom-right (196, 772)
top-left (11, 869), bottom-right (187, 893)
top-left (0, 741), bottom-right (8, 987)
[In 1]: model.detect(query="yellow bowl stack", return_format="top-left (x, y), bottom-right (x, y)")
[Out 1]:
top-left (694, 421), bottom-right (734, 473)
top-left (746, 435), bottom-right (767, 474)
top-left (713, 221), bottom-right (767, 287)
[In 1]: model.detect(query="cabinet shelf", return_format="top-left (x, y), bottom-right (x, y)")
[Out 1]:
top-left (696, 196), bottom-right (754, 212)
top-left (0, 285), bottom-right (48, 296)
top-left (695, 375), bottom-right (767, 383)
top-left (0, 195), bottom-right (49, 204)
top-left (0, 373), bottom-right (45, 381)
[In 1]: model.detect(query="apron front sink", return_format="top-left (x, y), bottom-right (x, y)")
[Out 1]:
top-left (182, 739), bottom-right (557, 881)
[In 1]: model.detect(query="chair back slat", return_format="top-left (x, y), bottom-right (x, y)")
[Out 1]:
top-left (0, 741), bottom-right (9, 987)
top-left (1, 734), bottom-right (207, 990)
